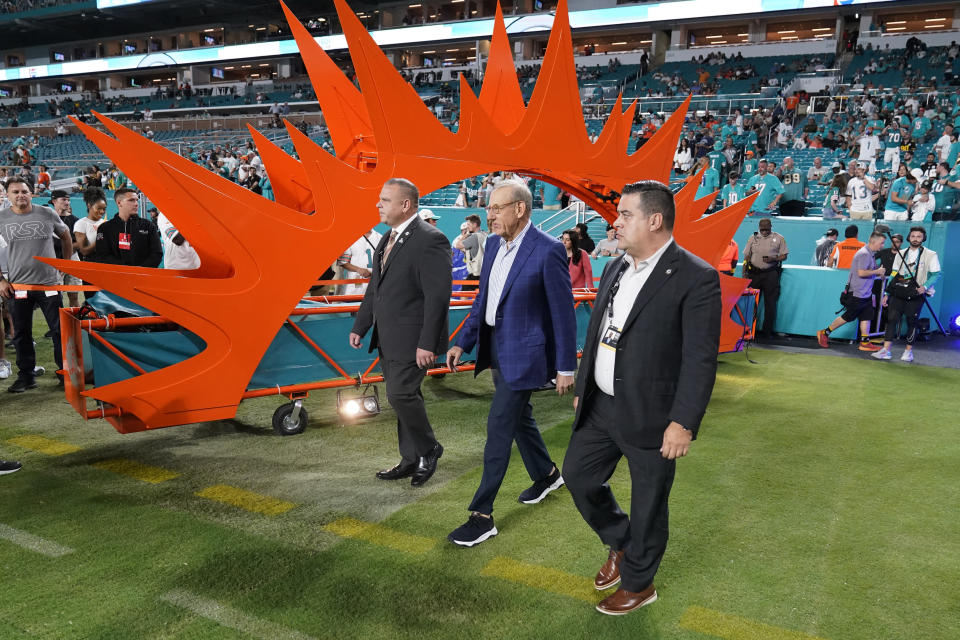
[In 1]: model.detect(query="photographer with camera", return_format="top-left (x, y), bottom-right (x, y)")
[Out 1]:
top-left (871, 227), bottom-right (941, 363)
top-left (743, 218), bottom-right (788, 339)
top-left (453, 214), bottom-right (487, 291)
top-left (817, 231), bottom-right (886, 352)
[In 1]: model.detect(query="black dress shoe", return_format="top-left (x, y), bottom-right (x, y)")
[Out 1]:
top-left (411, 443), bottom-right (443, 487)
top-left (376, 463), bottom-right (416, 481)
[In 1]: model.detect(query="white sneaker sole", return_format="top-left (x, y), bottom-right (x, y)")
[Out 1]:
top-left (595, 575), bottom-right (621, 591)
top-left (871, 351), bottom-right (891, 360)
top-left (596, 591), bottom-right (658, 615)
top-left (519, 476), bottom-right (565, 504)
top-left (0, 467), bottom-right (22, 475)
top-left (451, 526), bottom-right (498, 547)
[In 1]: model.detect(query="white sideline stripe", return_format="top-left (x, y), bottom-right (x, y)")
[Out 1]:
top-left (160, 589), bottom-right (318, 640)
top-left (0, 523), bottom-right (74, 558)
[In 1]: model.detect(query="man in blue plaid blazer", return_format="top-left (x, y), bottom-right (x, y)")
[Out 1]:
top-left (445, 180), bottom-right (578, 547)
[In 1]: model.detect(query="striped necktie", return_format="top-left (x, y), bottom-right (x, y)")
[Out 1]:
top-left (381, 230), bottom-right (399, 273)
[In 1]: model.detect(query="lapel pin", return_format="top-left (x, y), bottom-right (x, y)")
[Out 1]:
top-left (665, 268), bottom-right (673, 275)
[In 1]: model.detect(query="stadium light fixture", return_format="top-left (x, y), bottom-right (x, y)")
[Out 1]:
top-left (611, 41), bottom-right (627, 45)
top-left (925, 17), bottom-right (946, 22)
top-left (949, 314), bottom-right (960, 336)
top-left (337, 386), bottom-right (381, 422)
top-left (885, 21), bottom-right (905, 25)
top-left (778, 30), bottom-right (795, 34)
top-left (886, 27), bottom-right (906, 31)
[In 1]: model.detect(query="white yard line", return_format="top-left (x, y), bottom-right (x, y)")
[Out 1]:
top-left (0, 523), bottom-right (74, 558)
top-left (159, 589), bottom-right (318, 640)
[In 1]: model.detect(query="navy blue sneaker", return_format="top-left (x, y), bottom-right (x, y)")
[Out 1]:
top-left (448, 513), bottom-right (498, 547)
top-left (0, 460), bottom-right (22, 475)
top-left (518, 466), bottom-right (564, 504)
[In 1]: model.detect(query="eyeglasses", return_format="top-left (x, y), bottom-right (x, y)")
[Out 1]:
top-left (486, 200), bottom-right (521, 215)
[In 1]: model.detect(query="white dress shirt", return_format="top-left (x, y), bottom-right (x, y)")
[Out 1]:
top-left (391, 213), bottom-right (418, 237)
top-left (484, 220), bottom-right (531, 326)
top-left (594, 238), bottom-right (674, 396)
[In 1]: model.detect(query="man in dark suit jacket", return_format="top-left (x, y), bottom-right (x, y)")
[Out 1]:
top-left (445, 180), bottom-right (577, 546)
top-left (563, 180), bottom-right (721, 615)
top-left (350, 178), bottom-right (452, 487)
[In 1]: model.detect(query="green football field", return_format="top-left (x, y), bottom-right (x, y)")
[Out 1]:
top-left (1, 327), bottom-right (958, 640)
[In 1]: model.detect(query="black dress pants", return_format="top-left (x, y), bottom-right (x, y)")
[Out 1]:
top-left (779, 200), bottom-right (805, 216)
top-left (748, 268), bottom-right (781, 335)
top-left (9, 291), bottom-right (62, 382)
top-left (379, 352), bottom-right (439, 466)
top-left (563, 391), bottom-right (675, 593)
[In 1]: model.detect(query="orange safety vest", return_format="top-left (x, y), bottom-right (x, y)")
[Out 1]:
top-left (717, 240), bottom-right (738, 272)
top-left (831, 239), bottom-right (864, 269)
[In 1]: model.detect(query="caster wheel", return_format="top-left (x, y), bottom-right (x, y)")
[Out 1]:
top-left (272, 402), bottom-right (308, 436)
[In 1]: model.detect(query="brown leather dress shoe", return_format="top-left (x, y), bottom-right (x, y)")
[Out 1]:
top-left (594, 549), bottom-right (624, 590)
top-left (595, 585), bottom-right (657, 615)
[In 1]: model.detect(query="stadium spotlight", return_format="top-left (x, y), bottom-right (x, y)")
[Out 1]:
top-left (337, 385), bottom-right (381, 422)
top-left (950, 314), bottom-right (960, 336)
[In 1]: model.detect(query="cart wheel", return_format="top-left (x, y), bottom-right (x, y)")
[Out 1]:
top-left (272, 401), bottom-right (308, 436)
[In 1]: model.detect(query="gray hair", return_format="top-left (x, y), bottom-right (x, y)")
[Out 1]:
top-left (492, 179), bottom-right (533, 216)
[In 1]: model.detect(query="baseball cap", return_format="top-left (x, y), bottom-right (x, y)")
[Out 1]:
top-left (910, 168), bottom-right (923, 181)
top-left (48, 189), bottom-right (70, 202)
top-left (831, 161), bottom-right (842, 169)
top-left (745, 150), bottom-right (754, 157)
top-left (459, 222), bottom-right (470, 231)
top-left (419, 209), bottom-right (439, 221)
